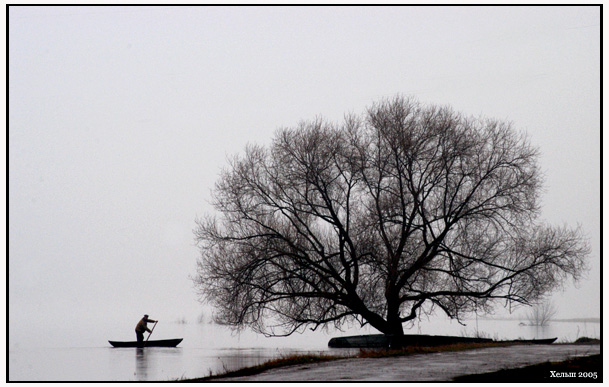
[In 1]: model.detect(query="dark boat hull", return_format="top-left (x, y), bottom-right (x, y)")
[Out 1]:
top-left (502, 337), bottom-right (557, 344)
top-left (328, 334), bottom-right (558, 348)
top-left (328, 334), bottom-right (493, 348)
top-left (108, 338), bottom-right (183, 348)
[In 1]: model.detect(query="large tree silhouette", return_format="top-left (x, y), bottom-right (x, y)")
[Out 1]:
top-left (194, 96), bottom-right (588, 337)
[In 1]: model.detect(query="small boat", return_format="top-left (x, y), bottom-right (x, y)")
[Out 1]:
top-left (108, 338), bottom-right (183, 348)
top-left (502, 337), bottom-right (557, 344)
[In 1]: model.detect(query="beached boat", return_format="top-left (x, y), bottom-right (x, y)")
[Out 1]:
top-left (503, 337), bottom-right (557, 344)
top-left (108, 338), bottom-right (183, 348)
top-left (328, 334), bottom-right (492, 348)
top-left (328, 334), bottom-right (557, 348)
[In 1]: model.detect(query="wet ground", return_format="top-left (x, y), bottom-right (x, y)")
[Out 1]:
top-left (216, 344), bottom-right (600, 382)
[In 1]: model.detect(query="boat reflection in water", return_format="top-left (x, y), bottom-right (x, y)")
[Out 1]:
top-left (8, 318), bottom-right (600, 381)
top-left (135, 348), bottom-right (147, 380)
top-left (133, 347), bottom-right (186, 381)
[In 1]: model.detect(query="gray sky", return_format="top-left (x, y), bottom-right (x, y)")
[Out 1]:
top-left (8, 6), bottom-right (600, 333)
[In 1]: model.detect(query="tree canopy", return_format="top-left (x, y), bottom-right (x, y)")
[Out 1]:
top-left (193, 96), bottom-right (588, 337)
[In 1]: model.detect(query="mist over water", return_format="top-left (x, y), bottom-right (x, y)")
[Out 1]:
top-left (8, 5), bottom-right (600, 383)
top-left (9, 317), bottom-right (599, 381)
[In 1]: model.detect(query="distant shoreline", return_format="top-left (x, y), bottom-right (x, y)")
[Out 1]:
top-left (477, 317), bottom-right (600, 323)
top-left (551, 318), bottom-right (600, 323)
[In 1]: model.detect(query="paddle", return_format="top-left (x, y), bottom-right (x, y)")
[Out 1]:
top-left (146, 321), bottom-right (158, 342)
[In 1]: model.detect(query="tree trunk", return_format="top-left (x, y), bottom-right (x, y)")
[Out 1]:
top-left (386, 318), bottom-right (404, 336)
top-left (385, 284), bottom-right (405, 337)
top-left (385, 291), bottom-right (405, 339)
top-left (385, 309), bottom-right (404, 336)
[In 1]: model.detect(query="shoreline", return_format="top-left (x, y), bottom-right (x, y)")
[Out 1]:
top-left (186, 339), bottom-right (600, 382)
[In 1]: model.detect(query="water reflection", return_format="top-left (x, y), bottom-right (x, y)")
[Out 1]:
top-left (530, 325), bottom-right (550, 340)
top-left (132, 347), bottom-right (186, 381)
top-left (135, 348), bottom-right (147, 380)
top-left (8, 319), bottom-right (600, 381)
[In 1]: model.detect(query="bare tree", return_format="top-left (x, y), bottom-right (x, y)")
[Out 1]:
top-left (526, 300), bottom-right (558, 326)
top-left (193, 96), bottom-right (589, 337)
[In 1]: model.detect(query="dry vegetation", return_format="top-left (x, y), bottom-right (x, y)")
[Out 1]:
top-left (188, 341), bottom-right (517, 381)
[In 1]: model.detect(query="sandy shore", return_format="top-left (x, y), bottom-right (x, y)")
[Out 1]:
top-left (213, 344), bottom-right (600, 382)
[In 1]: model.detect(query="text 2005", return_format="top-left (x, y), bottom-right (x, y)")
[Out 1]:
top-left (550, 371), bottom-right (598, 379)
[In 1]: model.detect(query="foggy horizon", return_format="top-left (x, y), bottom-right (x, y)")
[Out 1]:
top-left (8, 5), bottom-right (600, 341)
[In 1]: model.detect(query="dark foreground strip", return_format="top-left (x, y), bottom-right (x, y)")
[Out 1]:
top-left (453, 354), bottom-right (602, 383)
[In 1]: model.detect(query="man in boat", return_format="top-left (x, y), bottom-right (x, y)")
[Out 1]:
top-left (135, 314), bottom-right (157, 342)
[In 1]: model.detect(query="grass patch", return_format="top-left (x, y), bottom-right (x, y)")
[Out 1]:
top-left (453, 354), bottom-right (601, 382)
top-left (575, 337), bottom-right (601, 344)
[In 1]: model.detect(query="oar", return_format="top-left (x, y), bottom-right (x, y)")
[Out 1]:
top-left (146, 321), bottom-right (158, 342)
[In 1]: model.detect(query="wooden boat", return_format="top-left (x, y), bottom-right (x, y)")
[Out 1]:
top-left (108, 338), bottom-right (183, 348)
top-left (328, 334), bottom-right (492, 348)
top-left (328, 334), bottom-right (557, 348)
top-left (502, 337), bottom-right (557, 344)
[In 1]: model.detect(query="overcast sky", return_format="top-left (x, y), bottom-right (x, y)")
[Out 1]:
top-left (8, 5), bottom-right (600, 336)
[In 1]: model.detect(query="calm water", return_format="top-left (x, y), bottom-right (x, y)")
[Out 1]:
top-left (9, 317), bottom-right (600, 381)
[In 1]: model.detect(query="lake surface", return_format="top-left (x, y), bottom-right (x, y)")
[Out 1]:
top-left (8, 317), bottom-right (600, 381)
